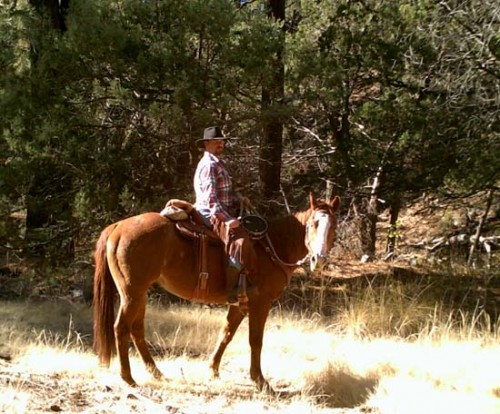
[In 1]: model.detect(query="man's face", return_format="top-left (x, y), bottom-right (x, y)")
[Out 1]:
top-left (204, 139), bottom-right (225, 156)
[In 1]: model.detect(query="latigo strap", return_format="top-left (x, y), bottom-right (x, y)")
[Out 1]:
top-left (193, 233), bottom-right (209, 301)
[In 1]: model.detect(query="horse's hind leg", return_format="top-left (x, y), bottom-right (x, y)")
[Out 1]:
top-left (130, 301), bottom-right (164, 380)
top-left (209, 305), bottom-right (245, 378)
top-left (114, 300), bottom-right (138, 386)
top-left (114, 290), bottom-right (163, 385)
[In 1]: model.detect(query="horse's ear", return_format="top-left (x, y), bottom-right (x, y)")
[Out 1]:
top-left (330, 196), bottom-right (340, 212)
top-left (309, 192), bottom-right (317, 209)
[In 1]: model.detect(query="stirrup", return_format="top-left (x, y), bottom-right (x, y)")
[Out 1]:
top-left (227, 271), bottom-right (250, 309)
top-left (237, 293), bottom-right (249, 314)
top-left (236, 271), bottom-right (249, 313)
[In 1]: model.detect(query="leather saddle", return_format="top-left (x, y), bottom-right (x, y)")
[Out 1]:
top-left (161, 199), bottom-right (257, 308)
top-left (161, 199), bottom-right (224, 302)
top-left (161, 198), bottom-right (221, 244)
top-left (175, 220), bottom-right (222, 246)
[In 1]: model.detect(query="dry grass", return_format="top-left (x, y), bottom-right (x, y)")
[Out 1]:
top-left (0, 288), bottom-right (499, 414)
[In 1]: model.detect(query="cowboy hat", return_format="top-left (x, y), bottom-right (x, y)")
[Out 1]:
top-left (196, 126), bottom-right (234, 145)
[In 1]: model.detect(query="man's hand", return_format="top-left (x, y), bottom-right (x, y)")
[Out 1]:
top-left (227, 219), bottom-right (240, 229)
top-left (240, 196), bottom-right (252, 209)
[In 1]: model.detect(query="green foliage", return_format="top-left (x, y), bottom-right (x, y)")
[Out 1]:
top-left (0, 0), bottom-right (498, 263)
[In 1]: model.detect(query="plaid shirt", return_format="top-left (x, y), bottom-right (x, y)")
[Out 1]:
top-left (194, 152), bottom-right (240, 223)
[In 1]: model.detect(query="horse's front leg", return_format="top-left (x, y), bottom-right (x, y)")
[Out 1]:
top-left (209, 305), bottom-right (245, 377)
top-left (248, 299), bottom-right (273, 393)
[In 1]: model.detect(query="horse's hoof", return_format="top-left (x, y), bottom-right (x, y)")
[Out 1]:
top-left (151, 368), bottom-right (165, 381)
top-left (261, 382), bottom-right (275, 395)
top-left (122, 376), bottom-right (138, 387)
top-left (254, 379), bottom-right (274, 394)
top-left (210, 365), bottom-right (220, 378)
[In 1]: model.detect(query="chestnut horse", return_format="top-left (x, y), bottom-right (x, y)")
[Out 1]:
top-left (93, 193), bottom-right (340, 391)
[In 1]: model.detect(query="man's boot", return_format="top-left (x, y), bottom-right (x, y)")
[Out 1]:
top-left (225, 264), bottom-right (241, 304)
top-left (236, 271), bottom-right (249, 314)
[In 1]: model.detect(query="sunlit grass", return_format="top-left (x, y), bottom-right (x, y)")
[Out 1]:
top-left (0, 281), bottom-right (499, 413)
top-left (304, 336), bottom-right (500, 411)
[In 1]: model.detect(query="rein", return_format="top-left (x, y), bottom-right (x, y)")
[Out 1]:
top-left (263, 233), bottom-right (309, 268)
top-left (259, 233), bottom-right (309, 285)
top-left (240, 200), bottom-right (309, 282)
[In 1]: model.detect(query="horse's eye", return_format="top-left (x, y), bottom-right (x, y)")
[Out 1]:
top-left (308, 219), bottom-right (318, 229)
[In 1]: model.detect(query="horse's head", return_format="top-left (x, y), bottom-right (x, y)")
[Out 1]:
top-left (305, 193), bottom-right (340, 272)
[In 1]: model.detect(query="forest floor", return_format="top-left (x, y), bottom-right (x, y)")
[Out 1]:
top-left (1, 299), bottom-right (499, 414)
top-left (0, 191), bottom-right (499, 413)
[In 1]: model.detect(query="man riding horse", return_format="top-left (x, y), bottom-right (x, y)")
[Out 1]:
top-left (193, 126), bottom-right (255, 310)
top-left (92, 125), bottom-right (341, 389)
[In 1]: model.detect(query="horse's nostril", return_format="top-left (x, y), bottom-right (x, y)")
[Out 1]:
top-left (310, 254), bottom-right (327, 271)
top-left (310, 255), bottom-right (318, 270)
top-left (310, 254), bottom-right (327, 272)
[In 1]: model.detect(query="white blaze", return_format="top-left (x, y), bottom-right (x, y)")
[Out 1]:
top-left (310, 211), bottom-right (331, 256)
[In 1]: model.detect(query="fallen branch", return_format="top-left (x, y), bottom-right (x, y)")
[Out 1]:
top-left (409, 234), bottom-right (500, 267)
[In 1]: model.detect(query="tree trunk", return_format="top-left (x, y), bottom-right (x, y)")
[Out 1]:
top-left (259, 0), bottom-right (285, 199)
top-left (364, 140), bottom-right (396, 258)
top-left (365, 168), bottom-right (383, 258)
top-left (386, 196), bottom-right (401, 257)
top-left (25, 161), bottom-right (75, 263)
top-left (24, 0), bottom-right (73, 263)
top-left (467, 188), bottom-right (494, 267)
top-left (29, 0), bottom-right (69, 33)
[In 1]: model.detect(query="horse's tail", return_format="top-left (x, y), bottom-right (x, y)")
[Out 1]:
top-left (93, 223), bottom-right (119, 367)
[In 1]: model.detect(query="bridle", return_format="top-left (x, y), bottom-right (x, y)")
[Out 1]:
top-left (263, 233), bottom-right (309, 268)
top-left (260, 207), bottom-right (334, 282)
top-left (304, 208), bottom-right (333, 269)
